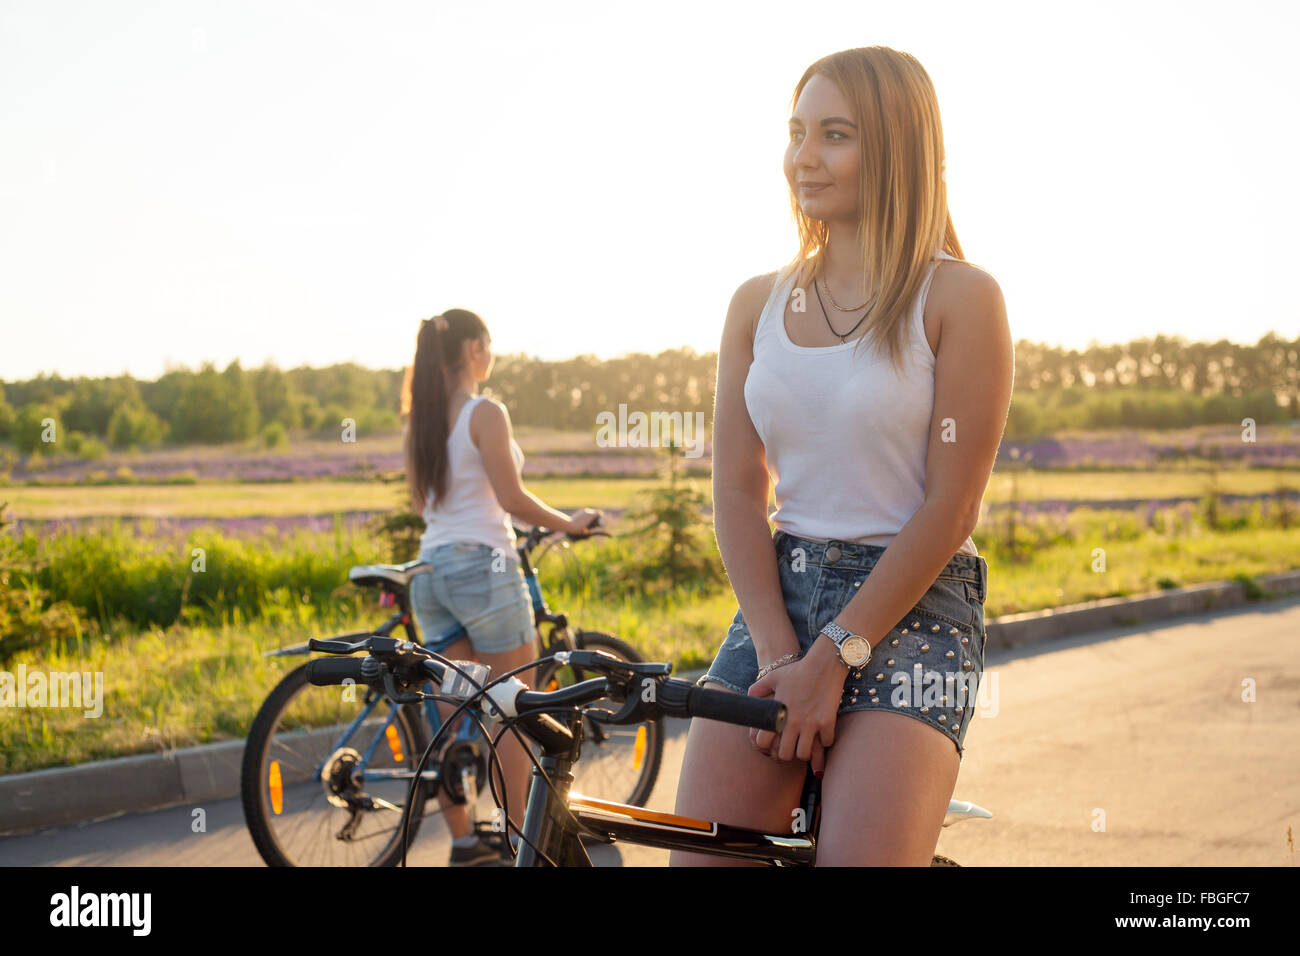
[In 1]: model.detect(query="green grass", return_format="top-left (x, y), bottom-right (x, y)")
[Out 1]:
top-left (977, 525), bottom-right (1300, 614)
top-left (3, 518), bottom-right (1298, 775)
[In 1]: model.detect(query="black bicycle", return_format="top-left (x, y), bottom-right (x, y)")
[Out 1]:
top-left (240, 517), bottom-right (665, 867)
top-left (305, 636), bottom-right (992, 866)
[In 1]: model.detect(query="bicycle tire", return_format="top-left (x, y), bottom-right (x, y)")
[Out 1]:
top-left (241, 660), bottom-right (432, 867)
top-left (533, 630), bottom-right (665, 808)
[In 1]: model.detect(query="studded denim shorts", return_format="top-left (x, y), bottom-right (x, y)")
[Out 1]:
top-left (409, 541), bottom-right (536, 656)
top-left (697, 529), bottom-right (989, 757)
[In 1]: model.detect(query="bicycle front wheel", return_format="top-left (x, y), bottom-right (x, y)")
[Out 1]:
top-left (534, 630), bottom-right (665, 808)
top-left (240, 660), bottom-right (431, 867)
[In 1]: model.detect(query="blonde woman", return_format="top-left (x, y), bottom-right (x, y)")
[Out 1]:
top-left (673, 47), bottom-right (1013, 866)
top-left (401, 310), bottom-right (601, 865)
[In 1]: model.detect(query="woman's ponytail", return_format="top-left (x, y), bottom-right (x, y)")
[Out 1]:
top-left (402, 309), bottom-right (489, 515)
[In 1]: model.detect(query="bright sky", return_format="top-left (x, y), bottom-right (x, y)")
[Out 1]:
top-left (2, 0), bottom-right (1296, 382)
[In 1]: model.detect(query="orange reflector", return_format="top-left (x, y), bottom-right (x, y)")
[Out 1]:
top-left (546, 679), bottom-right (560, 692)
top-left (269, 761), bottom-right (283, 815)
top-left (633, 726), bottom-right (646, 770)
top-left (385, 724), bottom-right (405, 763)
top-left (568, 795), bottom-right (715, 832)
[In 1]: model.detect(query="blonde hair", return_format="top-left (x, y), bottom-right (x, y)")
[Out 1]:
top-left (782, 46), bottom-right (965, 373)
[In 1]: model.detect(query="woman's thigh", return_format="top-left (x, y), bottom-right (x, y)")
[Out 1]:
top-left (475, 634), bottom-right (542, 689)
top-left (816, 708), bottom-right (960, 866)
top-left (670, 686), bottom-right (808, 867)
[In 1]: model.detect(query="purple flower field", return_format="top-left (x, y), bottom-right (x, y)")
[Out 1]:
top-left (999, 426), bottom-right (1300, 468)
top-left (9, 507), bottom-right (643, 541)
top-left (8, 511), bottom-right (389, 541)
top-left (2, 424), bottom-right (1295, 486)
top-left (2, 444), bottom-right (695, 485)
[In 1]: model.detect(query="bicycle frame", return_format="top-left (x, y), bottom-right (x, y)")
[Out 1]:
top-left (514, 705), bottom-right (817, 866)
top-left (262, 534), bottom-right (588, 802)
top-left (511, 685), bottom-right (993, 866)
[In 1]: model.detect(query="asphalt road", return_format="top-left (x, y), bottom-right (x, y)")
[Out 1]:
top-left (3, 595), bottom-right (1298, 866)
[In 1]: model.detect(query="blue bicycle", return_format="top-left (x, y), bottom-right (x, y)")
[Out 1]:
top-left (239, 520), bottom-right (664, 867)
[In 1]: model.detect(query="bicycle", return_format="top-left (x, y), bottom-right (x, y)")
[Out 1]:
top-left (305, 637), bottom-right (994, 866)
top-left (239, 516), bottom-right (665, 867)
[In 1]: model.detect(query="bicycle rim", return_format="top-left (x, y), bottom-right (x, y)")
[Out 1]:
top-left (241, 662), bottom-right (430, 866)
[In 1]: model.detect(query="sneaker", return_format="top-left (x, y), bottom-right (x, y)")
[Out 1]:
top-left (449, 835), bottom-right (505, 867)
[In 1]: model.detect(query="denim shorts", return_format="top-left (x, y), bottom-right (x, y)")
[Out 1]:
top-left (409, 541), bottom-right (536, 655)
top-left (698, 529), bottom-right (989, 757)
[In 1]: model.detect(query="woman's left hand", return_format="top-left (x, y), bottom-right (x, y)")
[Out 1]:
top-left (747, 638), bottom-right (849, 770)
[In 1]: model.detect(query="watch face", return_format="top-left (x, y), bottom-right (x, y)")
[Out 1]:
top-left (841, 635), bottom-right (871, 668)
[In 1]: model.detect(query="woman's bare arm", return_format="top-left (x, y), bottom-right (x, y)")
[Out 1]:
top-left (472, 397), bottom-right (583, 534)
top-left (713, 272), bottom-right (800, 668)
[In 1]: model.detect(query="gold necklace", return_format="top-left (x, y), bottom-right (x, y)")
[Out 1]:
top-left (817, 269), bottom-right (874, 312)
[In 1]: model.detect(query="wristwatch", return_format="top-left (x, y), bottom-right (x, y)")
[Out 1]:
top-left (819, 621), bottom-right (872, 669)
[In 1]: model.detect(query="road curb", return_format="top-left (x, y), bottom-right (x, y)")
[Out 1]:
top-left (985, 569), bottom-right (1300, 649)
top-left (0, 738), bottom-right (248, 836)
top-left (3, 570), bottom-right (1299, 836)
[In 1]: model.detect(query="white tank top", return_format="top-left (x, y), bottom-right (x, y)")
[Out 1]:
top-left (743, 251), bottom-right (978, 558)
top-left (418, 395), bottom-right (525, 555)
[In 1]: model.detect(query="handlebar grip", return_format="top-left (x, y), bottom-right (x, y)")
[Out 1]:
top-left (685, 685), bottom-right (787, 732)
top-left (306, 657), bottom-right (368, 686)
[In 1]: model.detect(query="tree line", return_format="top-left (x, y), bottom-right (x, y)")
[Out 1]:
top-left (0, 332), bottom-right (1295, 453)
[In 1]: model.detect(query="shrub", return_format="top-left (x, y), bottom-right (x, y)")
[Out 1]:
top-left (618, 442), bottom-right (726, 595)
top-left (0, 506), bottom-right (91, 663)
top-left (317, 404), bottom-right (348, 436)
top-left (107, 403), bottom-right (166, 449)
top-left (80, 438), bottom-right (109, 461)
top-left (12, 405), bottom-right (61, 455)
top-left (261, 421), bottom-right (289, 450)
top-left (359, 408), bottom-right (401, 434)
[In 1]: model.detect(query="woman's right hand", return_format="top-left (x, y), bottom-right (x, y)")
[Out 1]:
top-left (564, 508), bottom-right (603, 537)
top-left (747, 641), bottom-right (846, 778)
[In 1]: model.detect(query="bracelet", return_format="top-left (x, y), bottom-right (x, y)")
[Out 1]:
top-left (756, 652), bottom-right (800, 682)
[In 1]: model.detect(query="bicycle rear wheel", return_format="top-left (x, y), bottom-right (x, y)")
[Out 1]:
top-left (533, 630), bottom-right (665, 808)
top-left (241, 660), bottom-right (431, 867)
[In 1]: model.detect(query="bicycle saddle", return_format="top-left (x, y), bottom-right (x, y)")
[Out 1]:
top-left (348, 559), bottom-right (432, 590)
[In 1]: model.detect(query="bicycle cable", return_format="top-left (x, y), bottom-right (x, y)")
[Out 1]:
top-left (487, 707), bottom-right (616, 857)
top-left (398, 651), bottom-right (528, 867)
top-left (396, 651), bottom-right (621, 866)
top-left (397, 652), bottom-right (562, 866)
top-left (415, 653), bottom-right (599, 867)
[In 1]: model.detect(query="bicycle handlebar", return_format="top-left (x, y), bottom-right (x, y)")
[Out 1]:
top-left (658, 679), bottom-right (787, 732)
top-left (305, 656), bottom-right (372, 687)
top-left (303, 638), bottom-right (786, 734)
top-left (511, 511), bottom-right (609, 550)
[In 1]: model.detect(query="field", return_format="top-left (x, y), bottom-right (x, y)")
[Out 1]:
top-left (1, 421), bottom-right (1297, 774)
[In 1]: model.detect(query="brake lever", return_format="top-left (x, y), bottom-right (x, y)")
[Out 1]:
top-left (308, 637), bottom-right (371, 654)
top-left (556, 649), bottom-right (671, 679)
